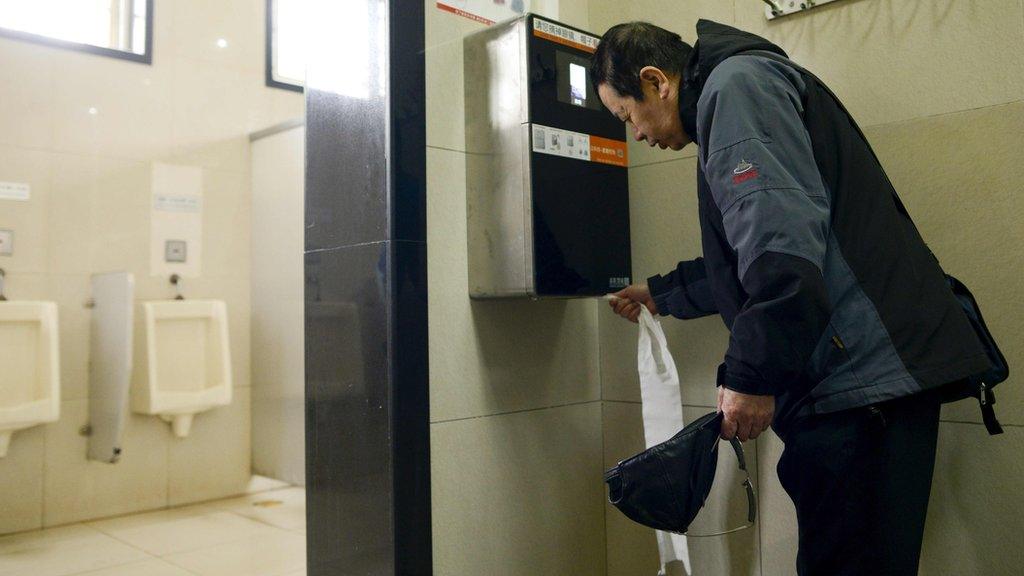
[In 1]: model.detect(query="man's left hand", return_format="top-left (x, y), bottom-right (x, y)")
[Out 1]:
top-left (718, 387), bottom-right (774, 442)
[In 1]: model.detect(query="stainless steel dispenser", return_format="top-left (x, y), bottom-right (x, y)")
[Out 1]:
top-left (465, 14), bottom-right (631, 299)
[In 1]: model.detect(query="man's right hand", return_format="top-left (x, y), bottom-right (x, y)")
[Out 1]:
top-left (609, 284), bottom-right (658, 323)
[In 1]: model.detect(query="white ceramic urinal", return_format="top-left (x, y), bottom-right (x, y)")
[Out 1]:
top-left (0, 301), bottom-right (60, 457)
top-left (133, 300), bottom-right (232, 437)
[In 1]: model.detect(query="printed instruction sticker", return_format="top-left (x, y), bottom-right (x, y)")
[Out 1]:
top-left (531, 124), bottom-right (629, 167)
top-left (0, 181), bottom-right (30, 201)
top-left (532, 17), bottom-right (599, 53)
top-left (154, 194), bottom-right (202, 213)
top-left (436, 0), bottom-right (528, 26)
top-left (532, 124), bottom-right (591, 162)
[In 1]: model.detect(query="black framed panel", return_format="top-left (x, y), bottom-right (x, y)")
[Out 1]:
top-left (0, 0), bottom-right (153, 65)
top-left (304, 0), bottom-right (430, 574)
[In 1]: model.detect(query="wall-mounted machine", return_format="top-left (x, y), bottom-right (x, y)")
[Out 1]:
top-left (465, 14), bottom-right (631, 299)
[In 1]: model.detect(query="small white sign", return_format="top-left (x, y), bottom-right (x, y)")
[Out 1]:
top-left (0, 181), bottom-right (30, 201)
top-left (531, 123), bottom-right (591, 162)
top-left (154, 194), bottom-right (202, 213)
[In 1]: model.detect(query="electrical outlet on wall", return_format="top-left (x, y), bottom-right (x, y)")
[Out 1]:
top-left (0, 229), bottom-right (12, 256)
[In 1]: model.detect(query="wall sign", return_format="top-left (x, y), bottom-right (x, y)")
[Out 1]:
top-left (436, 0), bottom-right (529, 26)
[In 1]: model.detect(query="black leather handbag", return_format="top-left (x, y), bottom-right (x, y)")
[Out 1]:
top-left (603, 411), bottom-right (757, 536)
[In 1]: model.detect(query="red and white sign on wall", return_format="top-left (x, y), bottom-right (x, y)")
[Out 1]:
top-left (436, 0), bottom-right (529, 26)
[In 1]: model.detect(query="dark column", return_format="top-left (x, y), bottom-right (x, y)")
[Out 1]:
top-left (304, 1), bottom-right (429, 574)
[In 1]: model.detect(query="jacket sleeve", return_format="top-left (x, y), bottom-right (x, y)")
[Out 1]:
top-left (698, 56), bottom-right (832, 396)
top-left (646, 258), bottom-right (719, 319)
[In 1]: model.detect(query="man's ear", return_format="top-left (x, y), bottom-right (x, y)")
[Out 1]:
top-left (639, 66), bottom-right (671, 100)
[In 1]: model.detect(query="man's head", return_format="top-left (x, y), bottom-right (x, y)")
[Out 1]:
top-left (590, 22), bottom-right (693, 150)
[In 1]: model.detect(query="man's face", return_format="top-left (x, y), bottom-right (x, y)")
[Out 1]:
top-left (597, 66), bottom-right (691, 151)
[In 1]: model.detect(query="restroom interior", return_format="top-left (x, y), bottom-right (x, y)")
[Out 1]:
top-left (0, 0), bottom-right (307, 574)
top-left (1, 1), bottom-right (1023, 575)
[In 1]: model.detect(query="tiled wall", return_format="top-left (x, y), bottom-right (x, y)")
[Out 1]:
top-left (0, 0), bottom-right (304, 535)
top-left (589, 1), bottom-right (1024, 574)
top-left (425, 1), bottom-right (612, 574)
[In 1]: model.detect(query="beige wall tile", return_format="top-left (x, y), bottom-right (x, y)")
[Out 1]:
top-left (0, 38), bottom-right (54, 150)
top-left (0, 272), bottom-right (47, 301)
top-left (603, 402), bottom-right (761, 575)
top-left (0, 145), bottom-right (51, 274)
top-left (167, 386), bottom-right (251, 506)
top-left (920, 421), bottom-right (1024, 575)
top-left (865, 102), bottom-right (1024, 426)
top-left (628, 140), bottom-right (699, 170)
top-left (622, 0), bottom-right (735, 34)
top-left (754, 429), bottom-right (798, 576)
top-left (43, 399), bottom-right (169, 526)
top-left (426, 39), bottom-right (466, 152)
top-left (49, 49), bottom-right (175, 162)
top-left (425, 0), bottom-right (490, 51)
top-left (48, 274), bottom-right (92, 401)
top-left (734, 0), bottom-right (1024, 128)
top-left (202, 168), bottom-right (252, 278)
top-left (427, 147), bottom-right (601, 421)
top-left (167, 0), bottom-right (265, 76)
top-left (89, 159), bottom-right (152, 276)
top-left (47, 153), bottom-right (98, 276)
top-left (169, 59), bottom-right (271, 169)
top-left (0, 424), bottom-right (44, 535)
top-left (430, 402), bottom-right (606, 576)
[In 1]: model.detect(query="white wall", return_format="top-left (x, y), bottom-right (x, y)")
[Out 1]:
top-left (251, 123), bottom-right (306, 486)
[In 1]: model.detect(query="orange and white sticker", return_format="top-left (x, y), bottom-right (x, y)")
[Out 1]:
top-left (531, 124), bottom-right (627, 167)
top-left (532, 17), bottom-right (599, 53)
top-left (589, 135), bottom-right (628, 167)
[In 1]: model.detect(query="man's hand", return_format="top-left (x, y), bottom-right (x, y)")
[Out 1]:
top-left (718, 387), bottom-right (774, 442)
top-left (609, 284), bottom-right (658, 323)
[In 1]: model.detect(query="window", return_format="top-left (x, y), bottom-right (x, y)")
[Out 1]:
top-left (0, 0), bottom-right (152, 64)
top-left (267, 0), bottom-right (305, 92)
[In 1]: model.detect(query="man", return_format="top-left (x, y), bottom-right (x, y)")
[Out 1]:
top-left (594, 20), bottom-right (990, 575)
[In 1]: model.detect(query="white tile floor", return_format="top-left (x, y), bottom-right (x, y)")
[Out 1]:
top-left (0, 485), bottom-right (306, 576)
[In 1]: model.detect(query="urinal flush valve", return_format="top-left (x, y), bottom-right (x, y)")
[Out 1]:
top-left (170, 274), bottom-right (185, 300)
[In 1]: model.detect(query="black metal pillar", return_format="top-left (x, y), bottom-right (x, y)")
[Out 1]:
top-left (304, 1), bottom-right (429, 574)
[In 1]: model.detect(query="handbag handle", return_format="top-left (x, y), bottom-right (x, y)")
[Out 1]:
top-left (684, 434), bottom-right (757, 538)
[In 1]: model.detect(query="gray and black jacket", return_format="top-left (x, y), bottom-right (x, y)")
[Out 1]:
top-left (646, 20), bottom-right (990, 437)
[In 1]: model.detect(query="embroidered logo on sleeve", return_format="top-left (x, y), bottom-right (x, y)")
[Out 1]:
top-left (732, 159), bottom-right (759, 184)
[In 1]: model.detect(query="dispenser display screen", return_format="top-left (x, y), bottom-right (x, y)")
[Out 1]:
top-left (569, 63), bottom-right (587, 107)
top-left (556, 51), bottom-right (602, 111)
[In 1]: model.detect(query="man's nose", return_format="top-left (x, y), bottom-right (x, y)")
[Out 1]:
top-left (633, 127), bottom-right (644, 142)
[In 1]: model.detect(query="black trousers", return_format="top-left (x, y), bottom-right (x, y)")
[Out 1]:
top-left (777, 388), bottom-right (942, 576)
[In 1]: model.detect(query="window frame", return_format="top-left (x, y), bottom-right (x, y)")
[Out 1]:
top-left (0, 0), bottom-right (154, 65)
top-left (265, 0), bottom-right (304, 93)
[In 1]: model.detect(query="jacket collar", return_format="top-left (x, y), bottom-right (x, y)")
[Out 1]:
top-left (678, 20), bottom-right (788, 139)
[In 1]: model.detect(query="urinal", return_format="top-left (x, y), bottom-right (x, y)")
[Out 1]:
top-left (133, 300), bottom-right (232, 437)
top-left (0, 301), bottom-right (60, 457)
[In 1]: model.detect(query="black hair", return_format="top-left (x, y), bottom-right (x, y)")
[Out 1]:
top-left (590, 22), bottom-right (692, 101)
